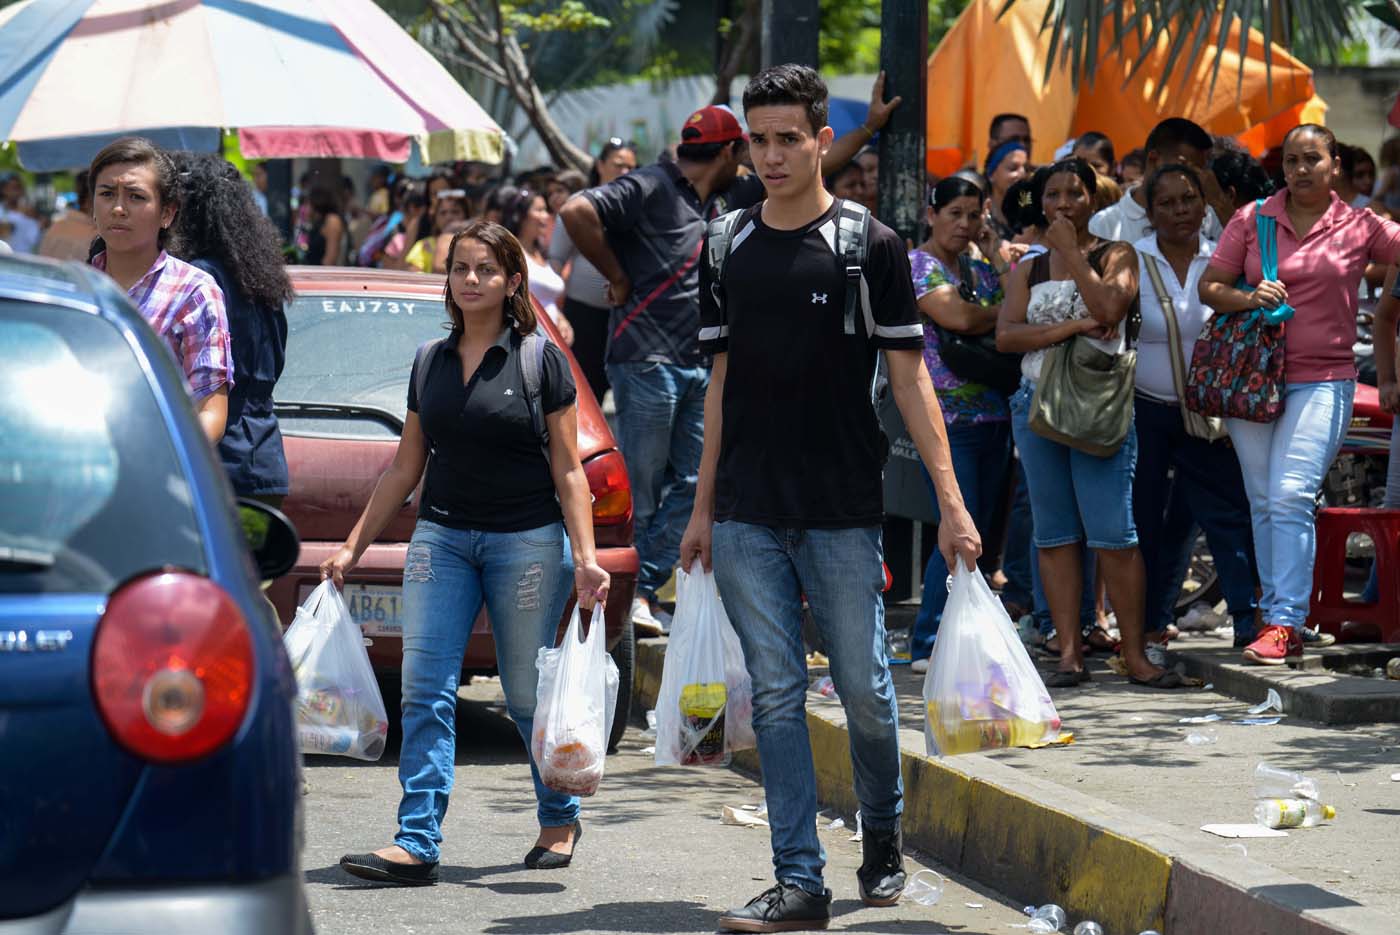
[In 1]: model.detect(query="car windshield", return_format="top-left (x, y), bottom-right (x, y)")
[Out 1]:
top-left (0, 300), bottom-right (205, 594)
top-left (278, 292), bottom-right (448, 438)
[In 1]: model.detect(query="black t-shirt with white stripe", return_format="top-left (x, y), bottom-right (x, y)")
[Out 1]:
top-left (698, 199), bottom-right (924, 529)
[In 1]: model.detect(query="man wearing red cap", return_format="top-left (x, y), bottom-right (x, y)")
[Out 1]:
top-left (560, 104), bottom-right (765, 639)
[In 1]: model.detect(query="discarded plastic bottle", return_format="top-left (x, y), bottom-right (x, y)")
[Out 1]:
top-left (1073, 923), bottom-right (1104, 935)
top-left (813, 675), bottom-right (838, 698)
top-left (1254, 798), bottom-right (1336, 829)
top-left (1026, 904), bottom-right (1067, 934)
top-left (902, 869), bottom-right (945, 907)
top-left (1253, 762), bottom-right (1319, 801)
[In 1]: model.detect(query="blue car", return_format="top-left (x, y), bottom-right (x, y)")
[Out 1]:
top-left (0, 255), bottom-right (310, 934)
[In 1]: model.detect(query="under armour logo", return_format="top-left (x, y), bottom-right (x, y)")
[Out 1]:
top-left (812, 292), bottom-right (828, 305)
top-left (504, 388), bottom-right (515, 396)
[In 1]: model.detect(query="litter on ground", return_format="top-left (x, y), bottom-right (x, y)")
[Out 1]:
top-left (1201, 823), bottom-right (1288, 839)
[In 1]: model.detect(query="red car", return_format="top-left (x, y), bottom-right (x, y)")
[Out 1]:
top-left (266, 267), bottom-right (638, 748)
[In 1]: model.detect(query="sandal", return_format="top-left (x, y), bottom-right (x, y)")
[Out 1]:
top-left (1045, 669), bottom-right (1091, 688)
top-left (1083, 625), bottom-right (1118, 654)
top-left (1128, 670), bottom-right (1188, 690)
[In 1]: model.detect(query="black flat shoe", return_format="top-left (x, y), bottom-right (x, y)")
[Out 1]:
top-left (340, 851), bottom-right (439, 886)
top-left (525, 820), bottom-right (582, 870)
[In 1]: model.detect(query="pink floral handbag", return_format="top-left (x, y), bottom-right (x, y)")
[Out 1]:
top-left (1184, 199), bottom-right (1288, 424)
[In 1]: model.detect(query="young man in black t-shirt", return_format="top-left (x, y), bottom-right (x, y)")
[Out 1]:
top-left (679, 65), bottom-right (981, 933)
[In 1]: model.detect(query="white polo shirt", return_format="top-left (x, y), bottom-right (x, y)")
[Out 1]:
top-left (1090, 185), bottom-right (1222, 244)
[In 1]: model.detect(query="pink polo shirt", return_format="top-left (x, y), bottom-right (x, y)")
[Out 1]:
top-left (1208, 189), bottom-right (1400, 382)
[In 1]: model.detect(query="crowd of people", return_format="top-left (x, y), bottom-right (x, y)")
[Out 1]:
top-left (901, 112), bottom-right (1400, 683)
top-left (4, 61), bottom-right (1400, 931)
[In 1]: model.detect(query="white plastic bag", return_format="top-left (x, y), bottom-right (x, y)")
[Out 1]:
top-left (923, 563), bottom-right (1061, 757)
top-left (532, 604), bottom-right (618, 796)
top-left (283, 580), bottom-right (389, 761)
top-left (654, 562), bottom-right (756, 767)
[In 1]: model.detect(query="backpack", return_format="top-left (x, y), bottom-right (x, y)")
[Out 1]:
top-left (705, 197), bottom-right (873, 338)
top-left (412, 330), bottom-right (551, 464)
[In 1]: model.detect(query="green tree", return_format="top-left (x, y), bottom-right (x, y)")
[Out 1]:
top-left (819, 0), bottom-right (971, 74)
top-left (1004, 0), bottom-right (1399, 93)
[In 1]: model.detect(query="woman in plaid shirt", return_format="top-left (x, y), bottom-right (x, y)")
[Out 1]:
top-left (87, 136), bottom-right (233, 442)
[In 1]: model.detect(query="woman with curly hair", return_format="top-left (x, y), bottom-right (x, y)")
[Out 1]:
top-left (172, 151), bottom-right (296, 501)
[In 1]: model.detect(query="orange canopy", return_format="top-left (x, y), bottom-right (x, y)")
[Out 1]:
top-left (926, 0), bottom-right (1326, 177)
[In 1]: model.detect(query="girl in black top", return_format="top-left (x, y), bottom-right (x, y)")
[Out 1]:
top-left (324, 221), bottom-right (609, 885)
top-left (172, 152), bottom-right (295, 500)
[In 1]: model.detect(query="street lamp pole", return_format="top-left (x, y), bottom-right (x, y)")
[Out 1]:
top-left (760, 0), bottom-right (819, 68)
top-left (877, 2), bottom-right (928, 244)
top-left (878, 2), bottom-right (931, 601)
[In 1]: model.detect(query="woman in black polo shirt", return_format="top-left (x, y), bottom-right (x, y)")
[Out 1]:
top-left (323, 221), bottom-right (610, 886)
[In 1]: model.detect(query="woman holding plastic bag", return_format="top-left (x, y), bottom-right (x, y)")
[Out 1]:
top-left (323, 220), bottom-right (609, 886)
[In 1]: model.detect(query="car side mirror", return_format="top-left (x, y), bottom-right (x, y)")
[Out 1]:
top-left (236, 498), bottom-right (300, 581)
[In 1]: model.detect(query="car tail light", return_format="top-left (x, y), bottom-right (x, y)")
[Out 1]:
top-left (584, 450), bottom-right (632, 526)
top-left (92, 571), bottom-right (255, 763)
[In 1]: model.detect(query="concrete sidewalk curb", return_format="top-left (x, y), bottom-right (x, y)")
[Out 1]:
top-left (1167, 646), bottom-right (1400, 725)
top-left (634, 638), bottom-right (1391, 935)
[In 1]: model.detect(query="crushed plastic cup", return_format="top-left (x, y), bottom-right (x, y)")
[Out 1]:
top-left (902, 869), bottom-right (945, 907)
top-left (813, 675), bottom-right (838, 698)
top-left (1026, 903), bottom-right (1067, 933)
top-left (1254, 762), bottom-right (1319, 801)
top-left (1073, 923), bottom-right (1105, 935)
top-left (1185, 728), bottom-right (1219, 745)
top-left (1246, 688), bottom-right (1283, 716)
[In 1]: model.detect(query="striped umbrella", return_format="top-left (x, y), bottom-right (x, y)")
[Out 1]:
top-left (0, 0), bottom-right (504, 170)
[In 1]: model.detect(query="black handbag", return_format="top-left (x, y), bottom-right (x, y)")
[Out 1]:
top-left (932, 254), bottom-right (1022, 396)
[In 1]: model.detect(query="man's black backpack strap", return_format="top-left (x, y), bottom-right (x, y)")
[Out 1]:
top-left (704, 204), bottom-right (759, 319)
top-left (707, 198), bottom-right (871, 338)
top-left (834, 198), bottom-right (872, 336)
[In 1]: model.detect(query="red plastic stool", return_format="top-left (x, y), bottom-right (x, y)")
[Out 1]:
top-left (1310, 508), bottom-right (1400, 643)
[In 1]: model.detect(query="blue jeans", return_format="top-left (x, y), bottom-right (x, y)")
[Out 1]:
top-left (1009, 382), bottom-right (1139, 549)
top-left (1133, 395), bottom-right (1259, 639)
top-left (1006, 461), bottom-right (1096, 638)
top-left (395, 519), bottom-right (577, 863)
top-left (606, 361), bottom-right (708, 600)
top-left (711, 521), bottom-right (902, 895)
top-left (911, 420), bottom-right (1012, 659)
top-left (1000, 460), bottom-right (1034, 609)
top-left (1227, 381), bottom-right (1354, 631)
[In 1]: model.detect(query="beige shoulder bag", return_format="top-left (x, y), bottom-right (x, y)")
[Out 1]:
top-left (1141, 256), bottom-right (1227, 442)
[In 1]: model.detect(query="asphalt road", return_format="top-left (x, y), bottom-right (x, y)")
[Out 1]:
top-left (300, 680), bottom-right (1029, 935)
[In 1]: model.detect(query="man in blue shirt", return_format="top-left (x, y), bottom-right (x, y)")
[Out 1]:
top-left (560, 106), bottom-right (762, 636)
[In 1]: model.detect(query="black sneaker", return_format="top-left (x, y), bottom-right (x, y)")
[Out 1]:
top-left (718, 882), bottom-right (832, 933)
top-left (857, 822), bottom-right (906, 906)
top-left (1299, 626), bottom-right (1336, 647)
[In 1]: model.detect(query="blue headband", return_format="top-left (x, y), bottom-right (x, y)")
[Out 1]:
top-left (985, 141), bottom-right (1028, 177)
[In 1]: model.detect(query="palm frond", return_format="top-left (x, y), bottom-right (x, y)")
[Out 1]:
top-left (1005, 0), bottom-right (1364, 93)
